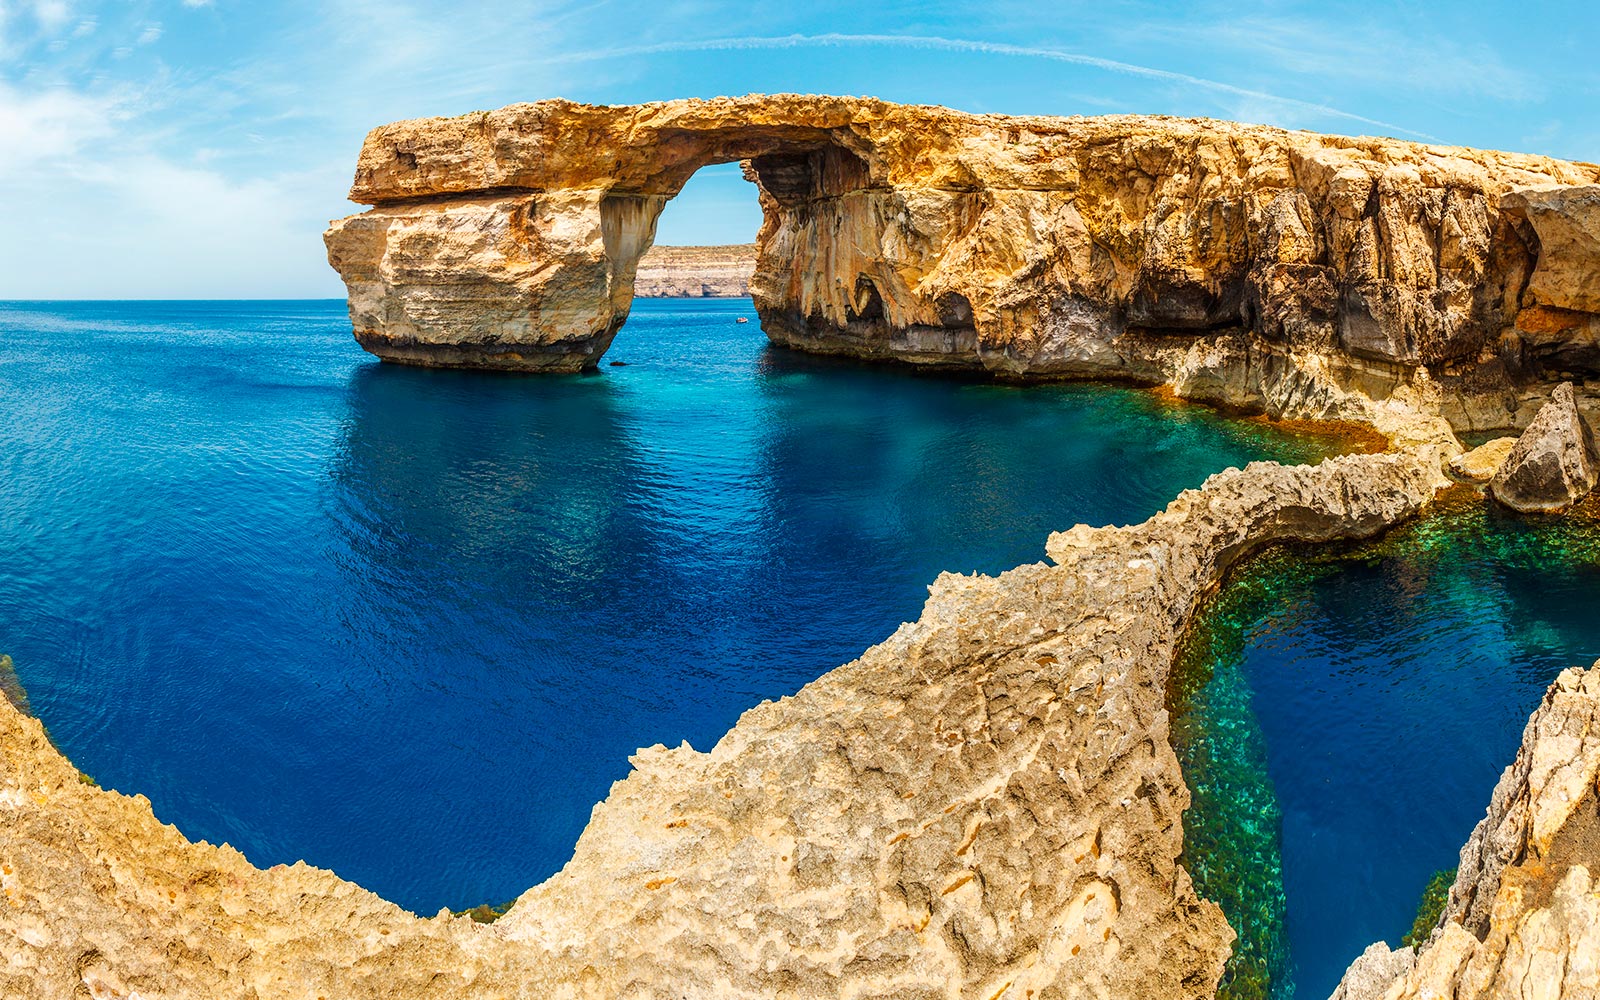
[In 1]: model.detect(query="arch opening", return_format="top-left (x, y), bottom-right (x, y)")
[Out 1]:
top-left (602, 139), bottom-right (889, 365)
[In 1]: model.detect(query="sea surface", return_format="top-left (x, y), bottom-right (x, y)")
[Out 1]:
top-left (0, 297), bottom-right (1336, 913)
top-left (1173, 492), bottom-right (1600, 1000)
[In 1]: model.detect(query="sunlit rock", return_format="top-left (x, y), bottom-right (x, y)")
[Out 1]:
top-left (1489, 382), bottom-right (1600, 512)
top-left (1449, 436), bottom-right (1517, 482)
top-left (324, 96), bottom-right (1600, 436)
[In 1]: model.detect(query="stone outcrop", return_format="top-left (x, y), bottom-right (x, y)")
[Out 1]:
top-left (1488, 382), bottom-right (1600, 512)
top-left (1448, 437), bottom-right (1517, 483)
top-left (0, 451), bottom-right (1439, 999)
top-left (324, 96), bottom-right (1600, 434)
top-left (633, 244), bottom-right (756, 297)
top-left (1330, 941), bottom-right (1418, 1000)
top-left (1501, 186), bottom-right (1600, 376)
top-left (1332, 664), bottom-right (1600, 1000)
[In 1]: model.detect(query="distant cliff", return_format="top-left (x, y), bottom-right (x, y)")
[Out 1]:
top-left (634, 244), bottom-right (755, 297)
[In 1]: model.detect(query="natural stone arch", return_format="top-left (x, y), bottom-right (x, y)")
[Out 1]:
top-left (325, 94), bottom-right (1600, 433)
top-left (323, 102), bottom-right (991, 373)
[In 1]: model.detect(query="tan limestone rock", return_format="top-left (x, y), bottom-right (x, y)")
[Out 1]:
top-left (322, 96), bottom-right (1600, 427)
top-left (1450, 437), bottom-right (1517, 482)
top-left (1503, 185), bottom-right (1600, 316)
top-left (633, 244), bottom-right (756, 298)
top-left (1489, 382), bottom-right (1600, 512)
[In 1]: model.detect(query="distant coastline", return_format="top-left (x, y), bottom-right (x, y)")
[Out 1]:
top-left (634, 244), bottom-right (755, 298)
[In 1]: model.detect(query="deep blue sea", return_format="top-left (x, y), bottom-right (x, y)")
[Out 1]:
top-left (0, 297), bottom-right (1338, 914)
top-left (1173, 493), bottom-right (1600, 1000)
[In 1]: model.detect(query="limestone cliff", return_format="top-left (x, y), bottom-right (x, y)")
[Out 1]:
top-left (323, 96), bottom-right (1600, 433)
top-left (0, 451), bottom-right (1438, 999)
top-left (633, 244), bottom-right (756, 297)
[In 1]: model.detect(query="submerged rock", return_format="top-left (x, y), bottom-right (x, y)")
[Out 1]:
top-left (1334, 664), bottom-right (1600, 999)
top-left (1489, 383), bottom-right (1600, 512)
top-left (0, 654), bottom-right (29, 716)
top-left (1449, 437), bottom-right (1517, 483)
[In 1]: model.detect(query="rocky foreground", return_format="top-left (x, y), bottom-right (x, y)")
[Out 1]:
top-left (0, 449), bottom-right (1442, 999)
top-left (3, 383), bottom-right (1598, 1000)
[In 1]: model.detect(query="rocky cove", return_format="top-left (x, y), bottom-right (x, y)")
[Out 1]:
top-left (5, 96), bottom-right (1600, 999)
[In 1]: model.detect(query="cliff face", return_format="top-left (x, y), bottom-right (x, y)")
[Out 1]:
top-left (324, 96), bottom-right (1600, 430)
top-left (633, 244), bottom-right (756, 297)
top-left (0, 451), bottom-right (1439, 999)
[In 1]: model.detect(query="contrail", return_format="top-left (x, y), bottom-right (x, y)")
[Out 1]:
top-left (548, 32), bottom-right (1433, 140)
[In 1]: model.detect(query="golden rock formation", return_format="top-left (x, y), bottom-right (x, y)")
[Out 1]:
top-left (325, 95), bottom-right (1600, 436)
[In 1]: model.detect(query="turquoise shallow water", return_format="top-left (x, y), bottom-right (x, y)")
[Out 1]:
top-left (1172, 492), bottom-right (1600, 1000)
top-left (0, 297), bottom-right (1336, 914)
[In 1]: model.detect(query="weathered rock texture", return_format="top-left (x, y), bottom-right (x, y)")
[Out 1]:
top-left (323, 96), bottom-right (1600, 433)
top-left (634, 244), bottom-right (756, 297)
top-left (1333, 664), bottom-right (1600, 1000)
top-left (1488, 382), bottom-right (1600, 512)
top-left (1449, 437), bottom-right (1516, 483)
top-left (0, 452), bottom-right (1438, 999)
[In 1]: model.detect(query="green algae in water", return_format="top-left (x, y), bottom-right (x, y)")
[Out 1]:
top-left (1170, 490), bottom-right (1600, 1000)
top-left (1402, 868), bottom-right (1456, 948)
top-left (1170, 555), bottom-right (1316, 1000)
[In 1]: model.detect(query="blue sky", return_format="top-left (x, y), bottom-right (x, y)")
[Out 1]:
top-left (1, 1), bottom-right (1595, 298)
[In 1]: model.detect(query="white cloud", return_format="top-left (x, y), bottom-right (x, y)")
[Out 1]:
top-left (32, 0), bottom-right (70, 32)
top-left (0, 76), bottom-right (343, 298)
top-left (137, 23), bottom-right (161, 45)
top-left (0, 81), bottom-right (124, 174)
top-left (181, 0), bottom-right (213, 7)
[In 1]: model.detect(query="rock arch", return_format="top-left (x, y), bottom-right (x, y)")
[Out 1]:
top-left (325, 95), bottom-right (1600, 430)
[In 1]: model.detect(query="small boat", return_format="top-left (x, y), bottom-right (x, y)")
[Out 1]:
top-left (735, 316), bottom-right (749, 324)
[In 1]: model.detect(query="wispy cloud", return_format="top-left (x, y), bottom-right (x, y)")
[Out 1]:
top-left (32, 0), bottom-right (71, 33)
top-left (1145, 15), bottom-right (1539, 105)
top-left (0, 79), bottom-right (125, 175)
top-left (547, 31), bottom-right (1434, 139)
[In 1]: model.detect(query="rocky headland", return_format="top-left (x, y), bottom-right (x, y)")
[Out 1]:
top-left (5, 97), bottom-right (1600, 998)
top-left (633, 244), bottom-right (756, 297)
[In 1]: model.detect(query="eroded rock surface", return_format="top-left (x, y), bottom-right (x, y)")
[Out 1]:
top-left (0, 452), bottom-right (1438, 999)
top-left (1489, 382), bottom-right (1600, 512)
top-left (1449, 437), bottom-right (1517, 483)
top-left (324, 96), bottom-right (1600, 435)
top-left (1333, 664), bottom-right (1600, 1000)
